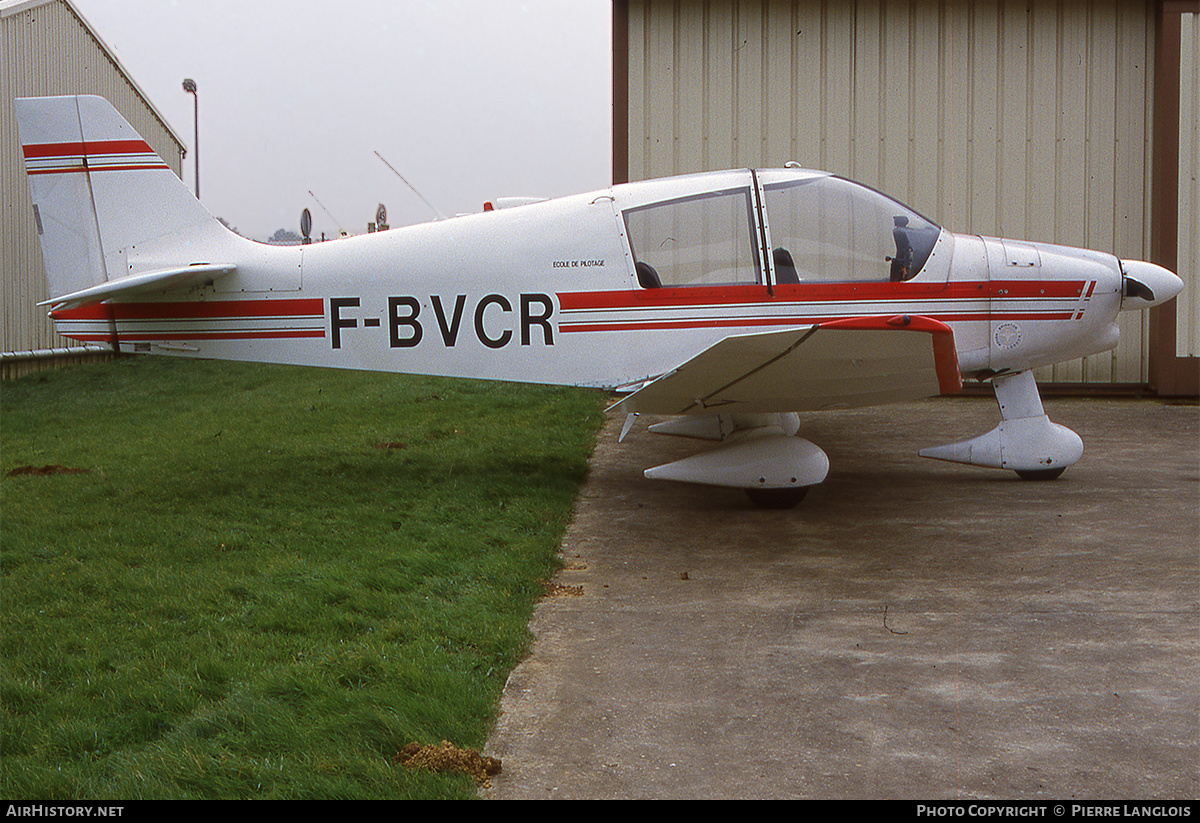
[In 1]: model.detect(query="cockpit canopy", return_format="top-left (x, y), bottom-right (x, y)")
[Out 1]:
top-left (620, 170), bottom-right (941, 289)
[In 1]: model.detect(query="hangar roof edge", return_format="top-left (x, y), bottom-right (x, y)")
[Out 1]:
top-left (1, 0), bottom-right (187, 154)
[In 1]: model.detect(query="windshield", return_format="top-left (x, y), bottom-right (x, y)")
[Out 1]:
top-left (764, 176), bottom-right (940, 283)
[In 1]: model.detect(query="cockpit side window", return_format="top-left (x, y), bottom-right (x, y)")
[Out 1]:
top-left (623, 187), bottom-right (762, 288)
top-left (763, 177), bottom-right (940, 283)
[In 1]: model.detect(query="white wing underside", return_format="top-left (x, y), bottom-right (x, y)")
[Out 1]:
top-left (608, 319), bottom-right (961, 417)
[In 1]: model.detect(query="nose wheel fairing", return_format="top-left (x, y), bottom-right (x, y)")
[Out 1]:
top-left (919, 370), bottom-right (1083, 477)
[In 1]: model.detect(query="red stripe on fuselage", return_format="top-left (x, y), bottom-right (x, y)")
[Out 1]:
top-left (556, 280), bottom-right (1086, 333)
top-left (556, 280), bottom-right (1084, 311)
top-left (52, 299), bottom-right (325, 322)
top-left (62, 330), bottom-right (326, 343)
top-left (557, 312), bottom-right (1072, 335)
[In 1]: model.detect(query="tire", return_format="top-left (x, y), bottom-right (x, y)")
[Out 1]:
top-left (744, 486), bottom-right (809, 509)
top-left (1015, 467), bottom-right (1066, 481)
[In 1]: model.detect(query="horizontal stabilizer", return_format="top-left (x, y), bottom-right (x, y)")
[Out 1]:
top-left (609, 315), bottom-right (960, 416)
top-left (39, 263), bottom-right (236, 310)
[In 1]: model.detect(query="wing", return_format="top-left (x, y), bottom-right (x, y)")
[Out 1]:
top-left (608, 315), bottom-right (962, 416)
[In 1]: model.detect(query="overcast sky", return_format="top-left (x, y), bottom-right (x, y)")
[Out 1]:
top-left (72, 0), bottom-right (613, 240)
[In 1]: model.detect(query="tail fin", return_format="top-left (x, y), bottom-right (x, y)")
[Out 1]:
top-left (14, 95), bottom-right (237, 306)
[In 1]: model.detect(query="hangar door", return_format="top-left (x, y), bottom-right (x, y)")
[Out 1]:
top-left (618, 0), bottom-right (1186, 388)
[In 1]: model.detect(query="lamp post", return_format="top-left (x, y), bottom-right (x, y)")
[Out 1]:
top-left (182, 78), bottom-right (199, 199)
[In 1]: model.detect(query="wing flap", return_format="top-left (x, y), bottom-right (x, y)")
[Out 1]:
top-left (38, 263), bottom-right (236, 311)
top-left (608, 315), bottom-right (961, 416)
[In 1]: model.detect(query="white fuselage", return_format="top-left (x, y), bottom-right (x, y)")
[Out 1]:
top-left (48, 169), bottom-right (1142, 401)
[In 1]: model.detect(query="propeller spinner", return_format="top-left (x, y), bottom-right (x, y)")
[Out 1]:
top-left (1120, 259), bottom-right (1184, 310)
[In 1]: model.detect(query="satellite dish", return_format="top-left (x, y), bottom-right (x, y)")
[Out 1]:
top-left (300, 208), bottom-right (312, 240)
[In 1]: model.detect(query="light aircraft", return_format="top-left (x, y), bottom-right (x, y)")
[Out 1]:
top-left (15, 95), bottom-right (1184, 508)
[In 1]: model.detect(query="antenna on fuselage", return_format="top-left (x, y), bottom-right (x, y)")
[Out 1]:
top-left (374, 151), bottom-right (447, 221)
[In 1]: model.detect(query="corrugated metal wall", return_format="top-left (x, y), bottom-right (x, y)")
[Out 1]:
top-left (1179, 10), bottom-right (1197, 358)
top-left (1, 0), bottom-right (184, 376)
top-left (624, 0), bottom-right (1169, 384)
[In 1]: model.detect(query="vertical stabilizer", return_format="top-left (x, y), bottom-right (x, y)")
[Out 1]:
top-left (14, 95), bottom-right (234, 302)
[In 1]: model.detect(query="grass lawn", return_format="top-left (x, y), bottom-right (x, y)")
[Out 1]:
top-left (0, 356), bottom-right (605, 799)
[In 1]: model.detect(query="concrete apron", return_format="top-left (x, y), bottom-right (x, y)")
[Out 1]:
top-left (483, 397), bottom-right (1199, 800)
